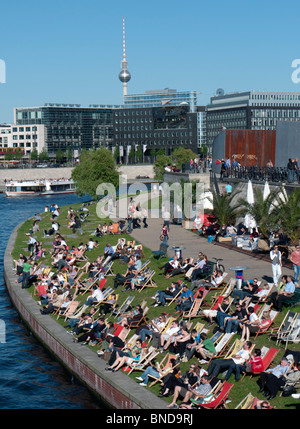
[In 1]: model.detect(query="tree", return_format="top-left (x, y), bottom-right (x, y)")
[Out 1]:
top-left (237, 188), bottom-right (278, 238)
top-left (39, 148), bottom-right (49, 162)
top-left (207, 191), bottom-right (240, 226)
top-left (171, 147), bottom-right (198, 168)
top-left (153, 154), bottom-right (171, 181)
top-left (31, 148), bottom-right (38, 161)
top-left (272, 188), bottom-right (300, 245)
top-left (71, 148), bottom-right (120, 199)
top-left (56, 148), bottom-right (64, 164)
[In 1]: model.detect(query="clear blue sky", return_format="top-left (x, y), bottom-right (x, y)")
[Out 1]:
top-left (0, 0), bottom-right (300, 123)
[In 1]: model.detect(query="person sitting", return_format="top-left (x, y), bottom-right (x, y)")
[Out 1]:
top-left (105, 339), bottom-right (145, 370)
top-left (167, 374), bottom-right (213, 409)
top-left (269, 275), bottom-right (295, 311)
top-left (83, 285), bottom-right (104, 307)
top-left (185, 332), bottom-right (216, 364)
top-left (152, 281), bottom-right (182, 307)
top-left (137, 314), bottom-right (167, 343)
top-left (73, 318), bottom-right (107, 344)
top-left (223, 302), bottom-right (248, 333)
top-left (163, 325), bottom-right (191, 358)
top-left (258, 357), bottom-right (291, 400)
top-left (231, 278), bottom-right (260, 304)
top-left (201, 297), bottom-right (231, 326)
top-left (160, 256), bottom-right (180, 278)
top-left (118, 305), bottom-right (144, 327)
top-left (151, 320), bottom-right (180, 350)
top-left (207, 341), bottom-right (252, 381)
top-left (240, 310), bottom-right (272, 341)
top-left (175, 284), bottom-right (194, 315)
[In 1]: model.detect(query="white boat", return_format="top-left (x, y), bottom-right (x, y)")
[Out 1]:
top-left (5, 179), bottom-right (76, 197)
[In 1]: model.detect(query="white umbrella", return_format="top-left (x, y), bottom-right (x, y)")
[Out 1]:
top-left (263, 181), bottom-right (270, 201)
top-left (247, 180), bottom-right (254, 205)
top-left (245, 180), bottom-right (256, 229)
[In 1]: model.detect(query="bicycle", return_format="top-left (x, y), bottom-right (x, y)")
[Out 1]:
top-left (212, 257), bottom-right (225, 273)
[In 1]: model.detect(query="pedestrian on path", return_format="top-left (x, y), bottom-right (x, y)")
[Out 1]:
top-left (160, 224), bottom-right (169, 245)
top-left (270, 245), bottom-right (282, 286)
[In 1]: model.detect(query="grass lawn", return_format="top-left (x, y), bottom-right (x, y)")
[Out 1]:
top-left (12, 199), bottom-right (300, 409)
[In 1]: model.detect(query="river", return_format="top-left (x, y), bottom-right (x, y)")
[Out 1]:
top-left (0, 192), bottom-right (103, 409)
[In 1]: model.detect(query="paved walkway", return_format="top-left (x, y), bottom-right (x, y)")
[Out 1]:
top-left (128, 215), bottom-right (294, 284)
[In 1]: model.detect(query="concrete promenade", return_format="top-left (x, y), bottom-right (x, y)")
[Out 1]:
top-left (129, 215), bottom-right (294, 284)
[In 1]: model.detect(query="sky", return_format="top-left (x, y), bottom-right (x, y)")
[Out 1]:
top-left (0, 0), bottom-right (300, 123)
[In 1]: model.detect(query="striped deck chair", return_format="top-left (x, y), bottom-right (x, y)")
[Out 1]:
top-left (77, 275), bottom-right (101, 296)
top-left (197, 381), bottom-right (233, 409)
top-left (128, 306), bottom-right (149, 328)
top-left (93, 287), bottom-right (114, 309)
top-left (182, 295), bottom-right (206, 321)
top-left (235, 392), bottom-right (256, 409)
top-left (112, 295), bottom-right (135, 318)
top-left (274, 310), bottom-right (297, 346)
top-left (241, 346), bottom-right (280, 380)
top-left (104, 261), bottom-right (114, 276)
top-left (279, 313), bottom-right (300, 349)
top-left (206, 332), bottom-right (235, 365)
top-left (56, 300), bottom-right (80, 321)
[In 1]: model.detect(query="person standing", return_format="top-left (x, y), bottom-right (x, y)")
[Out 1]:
top-left (270, 245), bottom-right (282, 286)
top-left (290, 245), bottom-right (300, 285)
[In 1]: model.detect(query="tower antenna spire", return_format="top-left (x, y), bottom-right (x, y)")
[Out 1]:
top-left (119, 17), bottom-right (131, 102)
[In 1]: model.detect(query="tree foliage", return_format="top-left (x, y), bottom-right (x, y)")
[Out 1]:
top-left (208, 191), bottom-right (240, 226)
top-left (71, 148), bottom-right (120, 199)
top-left (272, 188), bottom-right (300, 245)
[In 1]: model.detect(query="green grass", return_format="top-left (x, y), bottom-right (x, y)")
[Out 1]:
top-left (12, 199), bottom-right (300, 409)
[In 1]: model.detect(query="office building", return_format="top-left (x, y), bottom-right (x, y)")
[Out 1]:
top-left (206, 90), bottom-right (300, 151)
top-left (124, 88), bottom-right (199, 112)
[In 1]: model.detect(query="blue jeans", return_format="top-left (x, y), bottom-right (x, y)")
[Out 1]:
top-left (225, 318), bottom-right (240, 333)
top-left (140, 366), bottom-right (160, 384)
top-left (138, 328), bottom-right (154, 342)
top-left (216, 311), bottom-right (230, 328)
top-left (293, 264), bottom-right (300, 283)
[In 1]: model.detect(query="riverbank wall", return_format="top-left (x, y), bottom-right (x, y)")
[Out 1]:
top-left (0, 165), bottom-right (155, 188)
top-left (4, 223), bottom-right (165, 410)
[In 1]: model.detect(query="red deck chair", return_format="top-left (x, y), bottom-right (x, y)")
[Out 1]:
top-left (37, 284), bottom-right (47, 297)
top-left (99, 278), bottom-right (108, 290)
top-left (259, 347), bottom-right (280, 373)
top-left (198, 381), bottom-right (233, 409)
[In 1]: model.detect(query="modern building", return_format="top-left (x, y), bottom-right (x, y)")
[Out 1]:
top-left (124, 88), bottom-right (199, 112)
top-left (113, 104), bottom-right (198, 162)
top-left (14, 104), bottom-right (115, 155)
top-left (206, 90), bottom-right (300, 151)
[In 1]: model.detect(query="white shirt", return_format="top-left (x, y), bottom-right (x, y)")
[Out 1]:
top-left (232, 349), bottom-right (250, 365)
top-left (92, 289), bottom-right (104, 301)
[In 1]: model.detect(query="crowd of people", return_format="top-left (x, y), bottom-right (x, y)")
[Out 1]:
top-left (13, 198), bottom-right (300, 409)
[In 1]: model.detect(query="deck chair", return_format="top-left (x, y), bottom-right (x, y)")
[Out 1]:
top-left (197, 381), bottom-right (233, 409)
top-left (93, 287), bottom-right (114, 309)
top-left (152, 243), bottom-right (169, 259)
top-left (219, 278), bottom-right (237, 297)
top-left (137, 270), bottom-right (156, 292)
top-left (182, 296), bottom-right (204, 321)
top-left (241, 346), bottom-right (280, 380)
top-left (253, 308), bottom-right (279, 340)
top-left (279, 313), bottom-right (300, 349)
top-left (104, 261), bottom-right (114, 276)
top-left (112, 295), bottom-right (135, 318)
top-left (148, 353), bottom-right (180, 387)
top-left (56, 300), bottom-right (79, 321)
top-left (273, 310), bottom-right (297, 346)
top-left (166, 285), bottom-right (184, 306)
top-left (77, 275), bottom-right (100, 296)
top-left (128, 306), bottom-right (149, 328)
top-left (127, 347), bottom-right (160, 374)
top-left (235, 392), bottom-right (256, 409)
top-left (206, 332), bottom-right (235, 364)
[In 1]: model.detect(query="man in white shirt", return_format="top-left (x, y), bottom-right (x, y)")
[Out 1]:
top-left (84, 285), bottom-right (104, 306)
top-left (270, 245), bottom-right (282, 285)
top-left (207, 341), bottom-right (252, 381)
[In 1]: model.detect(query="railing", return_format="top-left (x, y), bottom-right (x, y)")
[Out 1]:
top-left (211, 166), bottom-right (300, 184)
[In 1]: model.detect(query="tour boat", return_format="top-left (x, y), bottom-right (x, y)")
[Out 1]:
top-left (5, 179), bottom-right (76, 197)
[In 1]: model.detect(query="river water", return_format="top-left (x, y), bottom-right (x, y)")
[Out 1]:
top-left (0, 192), bottom-right (103, 409)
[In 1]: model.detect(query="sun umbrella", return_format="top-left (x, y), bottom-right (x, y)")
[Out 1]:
top-left (263, 181), bottom-right (270, 201)
top-left (246, 180), bottom-right (254, 205)
top-left (245, 180), bottom-right (256, 229)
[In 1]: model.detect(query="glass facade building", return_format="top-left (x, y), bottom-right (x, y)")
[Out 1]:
top-left (206, 91), bottom-right (300, 151)
top-left (113, 105), bottom-right (198, 159)
top-left (124, 88), bottom-right (198, 112)
top-left (14, 105), bottom-right (114, 154)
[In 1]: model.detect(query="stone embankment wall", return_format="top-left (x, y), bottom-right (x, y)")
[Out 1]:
top-left (0, 165), bottom-right (155, 187)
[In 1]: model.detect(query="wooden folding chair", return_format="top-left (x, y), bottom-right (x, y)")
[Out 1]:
top-left (148, 353), bottom-right (180, 387)
top-left (197, 381), bottom-right (233, 409)
top-left (137, 270), bottom-right (156, 292)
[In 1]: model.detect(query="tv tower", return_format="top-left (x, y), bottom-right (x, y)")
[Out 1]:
top-left (119, 17), bottom-right (131, 102)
